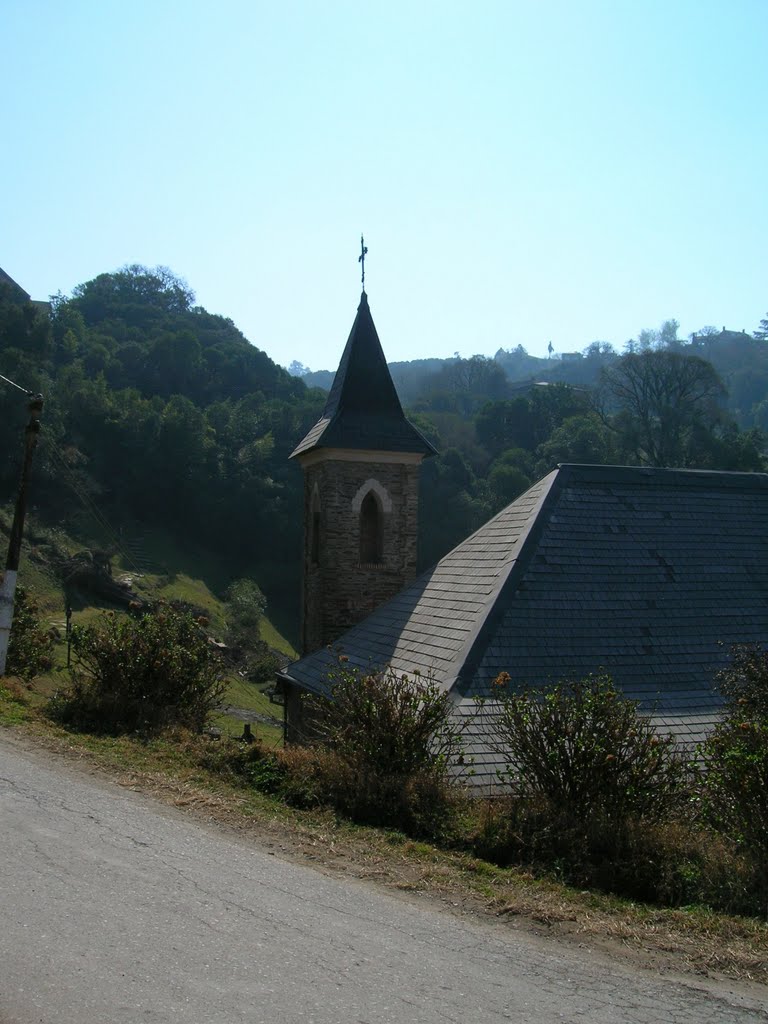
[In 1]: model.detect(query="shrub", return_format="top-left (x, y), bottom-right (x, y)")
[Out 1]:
top-left (699, 720), bottom-right (768, 857)
top-left (195, 734), bottom-right (286, 793)
top-left (715, 643), bottom-right (768, 722)
top-left (245, 642), bottom-right (282, 685)
top-left (5, 585), bottom-right (54, 680)
top-left (225, 578), bottom-right (266, 654)
top-left (304, 664), bottom-right (463, 777)
top-left (50, 607), bottom-right (226, 735)
top-left (485, 673), bottom-right (688, 826)
top-left (297, 664), bottom-right (467, 838)
top-left (474, 798), bottom-right (764, 914)
top-left (696, 645), bottom-right (768, 857)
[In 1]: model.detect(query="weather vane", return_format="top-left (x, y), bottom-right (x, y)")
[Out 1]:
top-left (359, 234), bottom-right (368, 291)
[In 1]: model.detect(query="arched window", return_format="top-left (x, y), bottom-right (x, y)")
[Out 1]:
top-left (359, 491), bottom-right (383, 565)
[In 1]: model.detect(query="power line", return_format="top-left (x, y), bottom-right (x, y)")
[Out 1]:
top-left (44, 438), bottom-right (143, 575)
top-left (0, 371), bottom-right (34, 396)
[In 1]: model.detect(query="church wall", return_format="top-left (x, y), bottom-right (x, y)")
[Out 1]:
top-left (301, 456), bottom-right (421, 654)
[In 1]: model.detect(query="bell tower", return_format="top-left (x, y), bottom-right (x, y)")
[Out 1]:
top-left (291, 289), bottom-right (435, 655)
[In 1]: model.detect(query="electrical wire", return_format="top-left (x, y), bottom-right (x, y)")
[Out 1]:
top-left (0, 371), bottom-right (34, 395)
top-left (2, 369), bottom-right (147, 580)
top-left (44, 437), bottom-right (144, 576)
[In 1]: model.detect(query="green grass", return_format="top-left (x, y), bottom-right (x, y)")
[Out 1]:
top-left (223, 674), bottom-right (278, 712)
top-left (3, 504), bottom-right (298, 662)
top-left (259, 617), bottom-right (297, 659)
top-left (4, 505), bottom-right (293, 751)
top-left (0, 681), bottom-right (31, 725)
top-left (213, 673), bottom-right (284, 747)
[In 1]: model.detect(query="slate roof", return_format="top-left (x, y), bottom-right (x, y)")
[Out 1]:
top-left (291, 292), bottom-right (436, 459)
top-left (280, 464), bottom-right (768, 786)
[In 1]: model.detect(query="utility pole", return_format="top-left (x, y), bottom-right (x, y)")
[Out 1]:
top-left (0, 393), bottom-right (44, 675)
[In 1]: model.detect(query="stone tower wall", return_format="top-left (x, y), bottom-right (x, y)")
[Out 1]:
top-left (300, 454), bottom-right (421, 654)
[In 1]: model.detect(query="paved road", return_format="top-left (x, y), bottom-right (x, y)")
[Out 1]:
top-left (0, 734), bottom-right (765, 1024)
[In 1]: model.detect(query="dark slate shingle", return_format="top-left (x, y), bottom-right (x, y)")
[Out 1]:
top-left (280, 464), bottom-right (768, 787)
top-left (291, 292), bottom-right (435, 459)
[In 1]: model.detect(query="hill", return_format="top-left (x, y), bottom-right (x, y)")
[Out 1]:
top-left (291, 327), bottom-right (768, 432)
top-left (0, 264), bottom-right (326, 640)
top-left (3, 266), bottom-right (767, 634)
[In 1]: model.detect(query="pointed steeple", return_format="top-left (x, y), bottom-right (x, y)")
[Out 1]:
top-left (291, 292), bottom-right (436, 459)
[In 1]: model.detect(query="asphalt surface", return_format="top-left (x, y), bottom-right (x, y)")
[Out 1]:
top-left (0, 733), bottom-right (765, 1024)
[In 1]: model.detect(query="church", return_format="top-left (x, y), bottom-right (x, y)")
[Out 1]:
top-left (278, 286), bottom-right (768, 789)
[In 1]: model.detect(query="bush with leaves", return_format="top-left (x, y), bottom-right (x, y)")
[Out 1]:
top-left (5, 585), bottom-right (54, 680)
top-left (485, 673), bottom-right (688, 826)
top-left (50, 606), bottom-right (225, 735)
top-left (299, 663), bottom-right (467, 836)
top-left (713, 643), bottom-right (768, 722)
top-left (305, 663), bottom-right (463, 777)
top-left (698, 645), bottom-right (768, 855)
top-left (245, 643), bottom-right (282, 686)
top-left (225, 578), bottom-right (267, 654)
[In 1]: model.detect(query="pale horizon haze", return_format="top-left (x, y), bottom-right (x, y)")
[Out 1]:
top-left (3, 1), bottom-right (767, 373)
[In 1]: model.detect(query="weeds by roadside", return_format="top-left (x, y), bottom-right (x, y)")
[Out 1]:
top-left (1, 681), bottom-right (766, 985)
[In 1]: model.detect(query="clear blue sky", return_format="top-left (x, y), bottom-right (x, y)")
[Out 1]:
top-left (3, 1), bottom-right (767, 371)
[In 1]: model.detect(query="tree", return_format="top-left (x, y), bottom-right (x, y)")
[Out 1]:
top-left (755, 313), bottom-right (768, 342)
top-left (225, 578), bottom-right (267, 652)
top-left (71, 265), bottom-right (195, 326)
top-left (536, 412), bottom-right (618, 471)
top-left (421, 355), bottom-right (510, 415)
top-left (476, 385), bottom-right (587, 459)
top-left (287, 360), bottom-right (311, 377)
top-left (599, 350), bottom-right (726, 467)
top-left (583, 340), bottom-right (617, 361)
top-left (627, 319), bottom-right (681, 353)
top-left (419, 447), bottom-right (491, 566)
top-left (487, 450), bottom-right (532, 512)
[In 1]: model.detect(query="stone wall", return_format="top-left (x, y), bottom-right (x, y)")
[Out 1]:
top-left (300, 454), bottom-right (422, 654)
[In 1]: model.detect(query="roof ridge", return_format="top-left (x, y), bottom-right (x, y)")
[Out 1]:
top-left (449, 467), bottom-right (564, 699)
top-left (558, 463), bottom-right (768, 489)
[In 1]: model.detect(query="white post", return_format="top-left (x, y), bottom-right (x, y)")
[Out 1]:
top-left (0, 570), bottom-right (18, 675)
top-left (0, 394), bottom-right (43, 676)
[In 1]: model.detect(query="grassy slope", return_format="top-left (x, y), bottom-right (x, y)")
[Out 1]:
top-left (5, 507), bottom-right (296, 745)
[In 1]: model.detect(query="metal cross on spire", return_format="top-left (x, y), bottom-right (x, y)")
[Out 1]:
top-left (358, 234), bottom-right (368, 291)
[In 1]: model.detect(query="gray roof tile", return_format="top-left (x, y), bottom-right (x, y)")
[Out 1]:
top-left (281, 464), bottom-right (768, 785)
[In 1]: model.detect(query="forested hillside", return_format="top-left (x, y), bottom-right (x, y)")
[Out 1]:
top-left (2, 266), bottom-right (767, 634)
top-left (0, 266), bottom-right (325, 633)
top-left (294, 317), bottom-right (768, 566)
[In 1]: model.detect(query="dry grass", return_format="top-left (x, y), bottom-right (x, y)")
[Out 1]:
top-left (2, 695), bottom-right (766, 990)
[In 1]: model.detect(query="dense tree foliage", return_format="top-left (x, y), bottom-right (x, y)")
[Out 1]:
top-left (0, 267), bottom-right (324, 630)
top-left (598, 350), bottom-right (726, 467)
